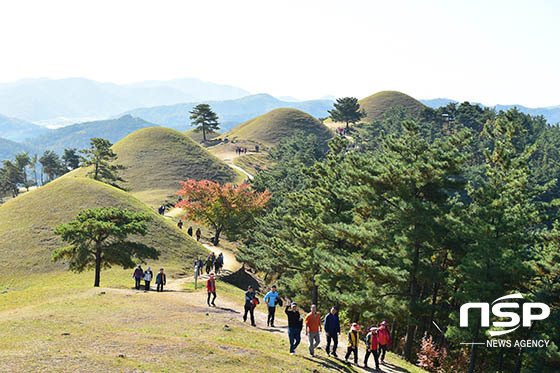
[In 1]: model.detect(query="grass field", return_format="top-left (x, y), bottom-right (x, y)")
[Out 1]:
top-left (0, 176), bottom-right (207, 275)
top-left (358, 91), bottom-right (425, 123)
top-left (73, 127), bottom-right (237, 207)
top-left (223, 108), bottom-right (333, 148)
top-left (0, 268), bottom-right (364, 372)
top-left (184, 128), bottom-right (221, 144)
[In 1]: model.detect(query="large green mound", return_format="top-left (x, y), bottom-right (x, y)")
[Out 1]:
top-left (359, 91), bottom-right (425, 122)
top-left (224, 108), bottom-right (333, 147)
top-left (0, 177), bottom-right (207, 274)
top-left (75, 127), bottom-right (237, 206)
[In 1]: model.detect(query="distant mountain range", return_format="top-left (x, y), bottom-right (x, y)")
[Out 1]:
top-left (24, 115), bottom-right (156, 154)
top-left (0, 114), bottom-right (51, 142)
top-left (0, 77), bottom-right (250, 124)
top-left (421, 98), bottom-right (560, 125)
top-left (123, 93), bottom-right (334, 132)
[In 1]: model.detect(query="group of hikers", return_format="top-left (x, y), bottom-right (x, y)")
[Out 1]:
top-left (204, 277), bottom-right (391, 370)
top-left (235, 146), bottom-right (248, 155)
top-left (194, 252), bottom-right (225, 276)
top-left (177, 220), bottom-right (202, 242)
top-left (132, 265), bottom-right (166, 292)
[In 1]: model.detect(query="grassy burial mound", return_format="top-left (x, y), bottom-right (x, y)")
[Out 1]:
top-left (359, 90), bottom-right (426, 122)
top-left (0, 176), bottom-right (207, 274)
top-left (224, 108), bottom-right (333, 148)
top-left (75, 127), bottom-right (237, 206)
top-left (184, 128), bottom-right (221, 144)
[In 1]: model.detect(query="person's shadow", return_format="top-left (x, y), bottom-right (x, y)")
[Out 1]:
top-left (302, 355), bottom-right (354, 373)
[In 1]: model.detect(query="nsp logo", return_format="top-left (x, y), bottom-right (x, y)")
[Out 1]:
top-left (460, 293), bottom-right (550, 336)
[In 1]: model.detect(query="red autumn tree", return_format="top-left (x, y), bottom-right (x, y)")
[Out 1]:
top-left (176, 180), bottom-right (271, 245)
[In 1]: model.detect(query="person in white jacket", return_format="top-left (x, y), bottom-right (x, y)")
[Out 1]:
top-left (144, 266), bottom-right (153, 291)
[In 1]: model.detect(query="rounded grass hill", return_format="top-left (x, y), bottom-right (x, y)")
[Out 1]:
top-left (0, 176), bottom-right (207, 274)
top-left (359, 91), bottom-right (425, 122)
top-left (75, 127), bottom-right (238, 207)
top-left (224, 108), bottom-right (333, 147)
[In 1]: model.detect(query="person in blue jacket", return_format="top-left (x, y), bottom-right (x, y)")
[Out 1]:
top-left (324, 306), bottom-right (341, 357)
top-left (264, 285), bottom-right (280, 327)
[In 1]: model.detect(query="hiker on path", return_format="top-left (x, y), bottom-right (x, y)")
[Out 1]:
top-left (377, 321), bottom-right (392, 363)
top-left (196, 228), bottom-right (202, 241)
top-left (304, 304), bottom-right (322, 357)
top-left (156, 268), bottom-right (166, 292)
top-left (243, 285), bottom-right (257, 326)
top-left (187, 226), bottom-right (193, 236)
top-left (264, 285), bottom-right (280, 327)
top-left (205, 256), bottom-right (212, 275)
top-left (177, 220), bottom-right (183, 229)
top-left (216, 253), bottom-right (224, 273)
top-left (364, 326), bottom-right (380, 370)
top-left (144, 267), bottom-right (153, 291)
top-left (285, 301), bottom-right (303, 355)
top-left (133, 265), bottom-right (143, 290)
top-left (206, 273), bottom-right (217, 306)
top-left (210, 252), bottom-right (216, 268)
top-left (345, 323), bottom-right (360, 365)
top-left (324, 306), bottom-right (341, 357)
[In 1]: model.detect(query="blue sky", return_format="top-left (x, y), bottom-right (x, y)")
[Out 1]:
top-left (0, 0), bottom-right (558, 106)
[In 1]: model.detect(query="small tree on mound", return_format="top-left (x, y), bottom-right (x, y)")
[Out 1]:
top-left (189, 104), bottom-right (220, 143)
top-left (52, 207), bottom-right (159, 287)
top-left (176, 180), bottom-right (271, 245)
top-left (80, 138), bottom-right (125, 188)
top-left (328, 97), bottom-right (366, 129)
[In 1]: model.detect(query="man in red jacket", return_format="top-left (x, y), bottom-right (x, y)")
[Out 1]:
top-left (206, 273), bottom-right (217, 307)
top-left (378, 321), bottom-right (392, 363)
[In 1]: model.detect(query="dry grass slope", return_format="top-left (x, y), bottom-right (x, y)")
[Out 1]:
top-left (359, 91), bottom-right (425, 122)
top-left (74, 127), bottom-right (237, 207)
top-left (0, 176), bottom-right (207, 274)
top-left (184, 128), bottom-right (221, 143)
top-left (224, 108), bottom-right (333, 148)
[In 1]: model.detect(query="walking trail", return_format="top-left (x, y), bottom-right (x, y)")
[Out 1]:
top-left (162, 152), bottom-right (408, 373)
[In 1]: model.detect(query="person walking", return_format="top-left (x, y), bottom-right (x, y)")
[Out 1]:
top-left (205, 256), bottom-right (212, 275)
top-left (210, 252), bottom-right (217, 270)
top-left (304, 304), bottom-right (322, 357)
top-left (216, 253), bottom-right (224, 273)
top-left (144, 267), bottom-right (153, 291)
top-left (196, 228), bottom-right (202, 241)
top-left (206, 273), bottom-right (217, 306)
top-left (132, 265), bottom-right (143, 290)
top-left (264, 285), bottom-right (279, 327)
top-left (156, 268), bottom-right (166, 292)
top-left (243, 285), bottom-right (256, 326)
top-left (285, 301), bottom-right (303, 355)
top-left (187, 226), bottom-right (193, 236)
top-left (344, 323), bottom-right (360, 365)
top-left (324, 306), bottom-right (341, 357)
top-left (364, 326), bottom-right (380, 370)
top-left (177, 220), bottom-right (183, 229)
top-left (377, 321), bottom-right (392, 363)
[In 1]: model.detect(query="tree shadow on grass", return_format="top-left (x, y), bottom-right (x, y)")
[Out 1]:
top-left (302, 355), bottom-right (355, 373)
top-left (380, 361), bottom-right (409, 372)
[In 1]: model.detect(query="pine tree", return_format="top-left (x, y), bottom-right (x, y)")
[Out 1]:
top-left (189, 104), bottom-right (220, 142)
top-left (328, 97), bottom-right (365, 130)
top-left (80, 138), bottom-right (125, 188)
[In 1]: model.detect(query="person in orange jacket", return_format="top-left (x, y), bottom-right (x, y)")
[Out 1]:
top-left (206, 273), bottom-right (217, 307)
top-left (364, 326), bottom-right (380, 370)
top-left (378, 321), bottom-right (392, 363)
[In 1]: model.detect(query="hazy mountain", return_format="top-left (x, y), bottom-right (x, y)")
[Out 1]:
top-left (25, 115), bottom-right (157, 154)
top-left (421, 98), bottom-right (560, 125)
top-left (0, 138), bottom-right (35, 160)
top-left (0, 114), bottom-right (51, 142)
top-left (123, 94), bottom-right (334, 132)
top-left (0, 78), bottom-right (250, 123)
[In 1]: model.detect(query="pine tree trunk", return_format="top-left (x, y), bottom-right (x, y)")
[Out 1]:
top-left (203, 126), bottom-right (207, 143)
top-left (404, 241), bottom-right (421, 361)
top-left (311, 279), bottom-right (318, 306)
top-left (467, 321), bottom-right (480, 373)
top-left (513, 347), bottom-right (523, 373)
top-left (94, 247), bottom-right (102, 287)
top-left (497, 347), bottom-right (504, 372)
